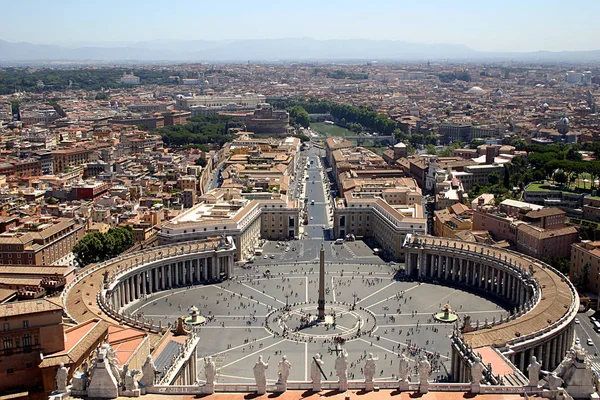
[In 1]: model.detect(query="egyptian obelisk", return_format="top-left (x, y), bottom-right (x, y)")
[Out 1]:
top-left (317, 243), bottom-right (325, 319)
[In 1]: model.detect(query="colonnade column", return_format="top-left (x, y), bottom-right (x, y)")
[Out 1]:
top-left (140, 272), bottom-right (145, 297)
top-left (543, 340), bottom-right (551, 369)
top-left (124, 278), bottom-right (130, 304)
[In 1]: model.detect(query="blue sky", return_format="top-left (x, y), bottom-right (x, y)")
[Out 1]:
top-left (1, 0), bottom-right (598, 52)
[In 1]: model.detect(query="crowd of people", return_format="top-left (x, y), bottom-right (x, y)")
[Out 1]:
top-left (127, 262), bottom-right (504, 383)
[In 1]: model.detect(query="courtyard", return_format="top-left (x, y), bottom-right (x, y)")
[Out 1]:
top-left (127, 258), bottom-right (507, 385)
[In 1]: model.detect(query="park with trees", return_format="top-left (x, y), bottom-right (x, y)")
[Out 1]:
top-left (154, 114), bottom-right (240, 150)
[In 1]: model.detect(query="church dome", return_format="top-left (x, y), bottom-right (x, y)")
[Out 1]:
top-left (466, 86), bottom-right (486, 95)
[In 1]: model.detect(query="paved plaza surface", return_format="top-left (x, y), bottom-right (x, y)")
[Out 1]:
top-left (127, 148), bottom-right (506, 385)
top-left (129, 260), bottom-right (507, 385)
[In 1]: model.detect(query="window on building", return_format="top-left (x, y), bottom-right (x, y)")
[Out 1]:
top-left (22, 320), bottom-right (28, 329)
top-left (3, 337), bottom-right (13, 350)
top-left (7, 368), bottom-right (14, 374)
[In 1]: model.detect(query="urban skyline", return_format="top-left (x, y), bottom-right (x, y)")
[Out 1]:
top-left (1, 0), bottom-right (599, 53)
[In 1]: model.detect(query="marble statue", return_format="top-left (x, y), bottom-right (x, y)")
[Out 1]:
top-left (140, 355), bottom-right (157, 387)
top-left (547, 372), bottom-right (564, 390)
top-left (527, 356), bottom-right (541, 387)
top-left (398, 354), bottom-right (410, 382)
top-left (364, 353), bottom-right (378, 391)
top-left (335, 349), bottom-right (349, 392)
top-left (471, 357), bottom-right (484, 384)
top-left (277, 355), bottom-right (292, 386)
top-left (204, 356), bottom-right (217, 385)
top-left (364, 353), bottom-right (377, 382)
top-left (418, 358), bottom-right (431, 391)
top-left (56, 362), bottom-right (69, 392)
top-left (202, 356), bottom-right (217, 394)
top-left (311, 354), bottom-right (325, 392)
top-left (87, 345), bottom-right (119, 399)
top-left (124, 369), bottom-right (139, 391)
top-left (120, 363), bottom-right (129, 388)
top-left (253, 355), bottom-right (269, 395)
top-left (71, 371), bottom-right (87, 392)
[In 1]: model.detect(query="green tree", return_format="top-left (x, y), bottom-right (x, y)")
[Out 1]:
top-left (554, 170), bottom-right (568, 185)
top-left (469, 139), bottom-right (485, 149)
top-left (287, 106), bottom-right (310, 128)
top-left (426, 144), bottom-right (437, 155)
top-left (439, 147), bottom-right (453, 157)
top-left (195, 158), bottom-right (207, 167)
top-left (488, 172), bottom-right (500, 186)
top-left (73, 226), bottom-right (135, 267)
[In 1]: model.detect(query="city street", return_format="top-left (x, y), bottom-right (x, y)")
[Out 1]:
top-left (574, 310), bottom-right (600, 368)
top-left (303, 147), bottom-right (331, 240)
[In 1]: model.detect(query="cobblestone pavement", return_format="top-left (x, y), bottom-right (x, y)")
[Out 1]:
top-left (129, 262), bottom-right (507, 384)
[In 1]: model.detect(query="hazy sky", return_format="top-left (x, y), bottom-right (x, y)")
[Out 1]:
top-left (1, 0), bottom-right (598, 52)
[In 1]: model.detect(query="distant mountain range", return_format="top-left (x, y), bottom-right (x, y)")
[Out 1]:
top-left (1, 38), bottom-right (600, 63)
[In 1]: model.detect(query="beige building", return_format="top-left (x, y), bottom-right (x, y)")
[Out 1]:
top-left (434, 203), bottom-right (473, 238)
top-left (159, 188), bottom-right (300, 260)
top-left (51, 147), bottom-right (92, 174)
top-left (571, 241), bottom-right (600, 296)
top-left (0, 216), bottom-right (85, 266)
top-left (324, 136), bottom-right (353, 167)
top-left (333, 188), bottom-right (426, 261)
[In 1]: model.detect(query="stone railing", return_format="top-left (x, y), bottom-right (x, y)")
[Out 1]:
top-left (145, 381), bottom-right (541, 396)
top-left (97, 291), bottom-right (165, 334)
top-left (451, 334), bottom-right (508, 385)
top-left (61, 239), bottom-right (225, 324)
top-left (405, 235), bottom-right (578, 346)
top-left (159, 333), bottom-right (200, 385)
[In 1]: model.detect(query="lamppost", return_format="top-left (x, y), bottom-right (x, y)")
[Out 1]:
top-left (285, 294), bottom-right (289, 310)
top-left (352, 292), bottom-right (358, 310)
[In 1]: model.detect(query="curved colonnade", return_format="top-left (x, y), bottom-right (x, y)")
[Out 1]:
top-left (403, 235), bottom-right (579, 382)
top-left (62, 237), bottom-right (237, 331)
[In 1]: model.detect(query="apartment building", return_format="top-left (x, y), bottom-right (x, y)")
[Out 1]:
top-left (175, 94), bottom-right (265, 111)
top-left (324, 137), bottom-right (353, 167)
top-left (331, 147), bottom-right (389, 187)
top-left (582, 197), bottom-right (600, 222)
top-left (473, 204), bottom-right (578, 259)
top-left (158, 188), bottom-right (300, 260)
top-left (571, 241), bottom-right (600, 295)
top-left (0, 158), bottom-right (42, 178)
top-left (0, 216), bottom-right (85, 265)
top-left (0, 299), bottom-right (65, 394)
top-left (434, 203), bottom-right (473, 238)
top-left (333, 187), bottom-right (426, 261)
top-left (51, 147), bottom-right (92, 174)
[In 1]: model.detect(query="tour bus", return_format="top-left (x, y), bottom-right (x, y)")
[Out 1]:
top-left (254, 248), bottom-right (264, 256)
top-left (334, 238), bottom-right (344, 245)
top-left (593, 320), bottom-right (600, 333)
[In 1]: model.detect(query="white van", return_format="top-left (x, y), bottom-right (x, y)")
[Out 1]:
top-left (334, 239), bottom-right (344, 245)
